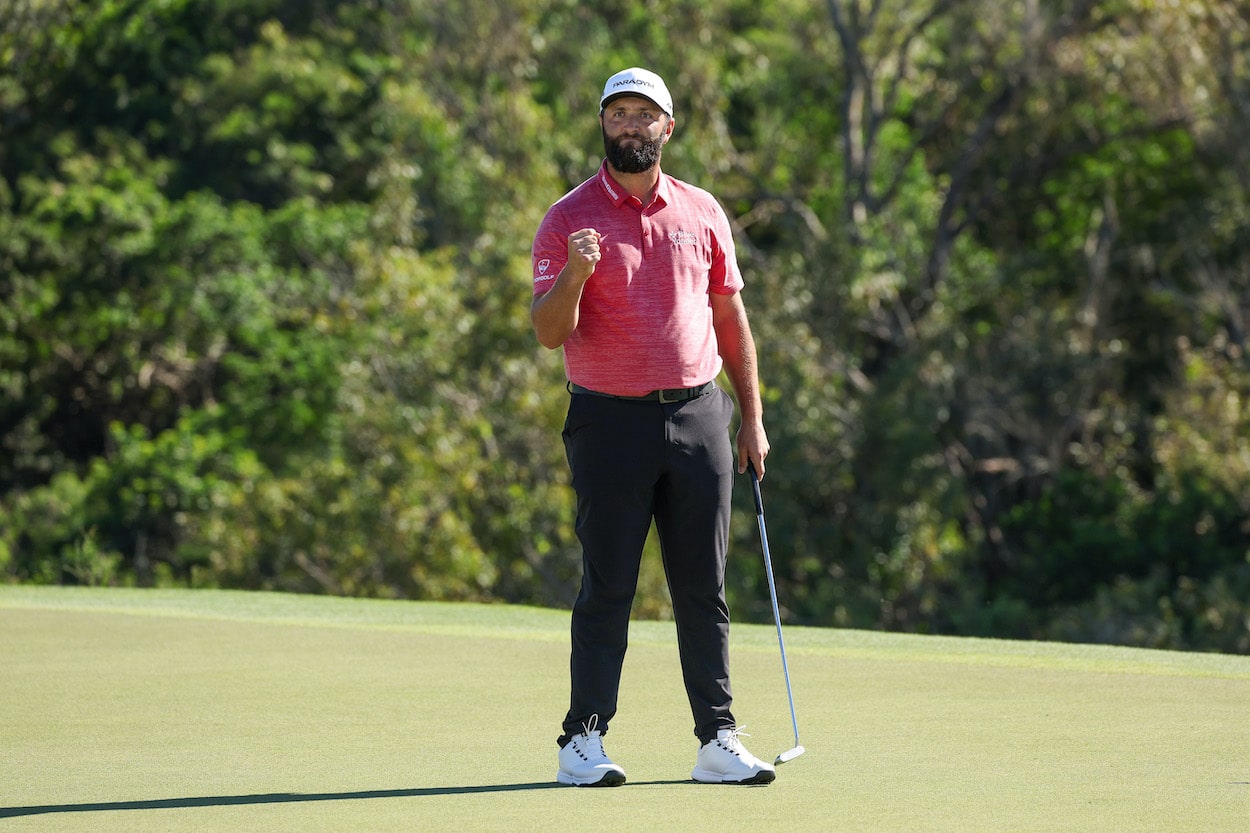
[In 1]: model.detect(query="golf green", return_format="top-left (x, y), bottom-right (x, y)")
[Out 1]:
top-left (2, 586), bottom-right (1247, 832)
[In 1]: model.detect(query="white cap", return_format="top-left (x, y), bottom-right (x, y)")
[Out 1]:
top-left (600, 67), bottom-right (673, 117)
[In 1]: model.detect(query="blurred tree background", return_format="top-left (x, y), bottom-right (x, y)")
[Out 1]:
top-left (2, 0), bottom-right (1247, 652)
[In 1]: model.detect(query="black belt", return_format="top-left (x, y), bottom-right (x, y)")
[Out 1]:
top-left (567, 380), bottom-right (716, 403)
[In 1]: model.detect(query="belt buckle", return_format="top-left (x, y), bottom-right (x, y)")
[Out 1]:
top-left (657, 388), bottom-right (684, 404)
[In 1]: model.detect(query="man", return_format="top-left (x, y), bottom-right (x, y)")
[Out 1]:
top-left (531, 67), bottom-right (775, 787)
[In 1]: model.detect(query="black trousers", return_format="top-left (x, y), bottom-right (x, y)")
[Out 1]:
top-left (559, 385), bottom-right (737, 746)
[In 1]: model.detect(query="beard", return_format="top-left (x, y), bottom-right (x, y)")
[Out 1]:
top-left (602, 128), bottom-right (664, 174)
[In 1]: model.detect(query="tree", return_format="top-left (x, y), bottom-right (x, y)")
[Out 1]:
top-left (2, 0), bottom-right (1247, 652)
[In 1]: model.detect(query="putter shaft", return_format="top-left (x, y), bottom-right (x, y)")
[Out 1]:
top-left (749, 464), bottom-right (804, 762)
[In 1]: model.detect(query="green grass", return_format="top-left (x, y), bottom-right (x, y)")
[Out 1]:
top-left (2, 586), bottom-right (1247, 832)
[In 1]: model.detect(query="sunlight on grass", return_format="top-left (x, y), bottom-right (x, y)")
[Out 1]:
top-left (3, 587), bottom-right (1248, 833)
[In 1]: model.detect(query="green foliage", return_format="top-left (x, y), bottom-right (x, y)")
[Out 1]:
top-left (2, 0), bottom-right (1249, 654)
top-left (1046, 565), bottom-right (1250, 654)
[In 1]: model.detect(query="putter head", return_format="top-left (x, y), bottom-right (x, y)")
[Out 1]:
top-left (774, 745), bottom-right (806, 765)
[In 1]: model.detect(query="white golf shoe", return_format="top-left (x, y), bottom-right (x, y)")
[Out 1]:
top-left (557, 716), bottom-right (626, 787)
top-left (691, 727), bottom-right (776, 785)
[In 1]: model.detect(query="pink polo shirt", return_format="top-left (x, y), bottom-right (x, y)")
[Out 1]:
top-left (532, 162), bottom-right (744, 396)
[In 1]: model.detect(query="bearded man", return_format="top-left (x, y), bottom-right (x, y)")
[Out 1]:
top-left (530, 67), bottom-right (776, 788)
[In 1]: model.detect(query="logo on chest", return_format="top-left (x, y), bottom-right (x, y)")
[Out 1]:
top-left (669, 229), bottom-right (698, 247)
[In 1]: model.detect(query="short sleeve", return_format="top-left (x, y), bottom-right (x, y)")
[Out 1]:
top-left (532, 207), bottom-right (568, 295)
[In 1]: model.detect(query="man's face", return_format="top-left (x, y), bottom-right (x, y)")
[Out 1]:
top-left (600, 96), bottom-right (672, 174)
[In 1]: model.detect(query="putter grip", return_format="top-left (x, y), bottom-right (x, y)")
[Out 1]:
top-left (748, 461), bottom-right (764, 515)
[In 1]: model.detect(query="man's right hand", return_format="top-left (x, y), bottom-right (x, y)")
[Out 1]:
top-left (565, 228), bottom-right (604, 283)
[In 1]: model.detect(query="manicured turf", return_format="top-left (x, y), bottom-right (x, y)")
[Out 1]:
top-left (2, 586), bottom-right (1247, 832)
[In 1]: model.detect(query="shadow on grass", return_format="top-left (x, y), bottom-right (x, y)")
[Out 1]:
top-left (0, 781), bottom-right (696, 818)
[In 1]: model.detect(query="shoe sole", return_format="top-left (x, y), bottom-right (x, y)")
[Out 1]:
top-left (557, 770), bottom-right (627, 787)
top-left (691, 768), bottom-right (776, 785)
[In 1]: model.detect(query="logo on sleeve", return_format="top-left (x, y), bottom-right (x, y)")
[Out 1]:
top-left (534, 258), bottom-right (555, 284)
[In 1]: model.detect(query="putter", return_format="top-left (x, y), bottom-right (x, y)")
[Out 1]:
top-left (748, 462), bottom-right (806, 765)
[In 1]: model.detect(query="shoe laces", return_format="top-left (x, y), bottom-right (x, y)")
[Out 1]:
top-left (573, 714), bottom-right (606, 759)
top-left (716, 726), bottom-right (751, 756)
top-left (580, 714), bottom-right (601, 736)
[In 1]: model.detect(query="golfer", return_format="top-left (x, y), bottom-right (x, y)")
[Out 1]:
top-left (531, 67), bottom-right (775, 787)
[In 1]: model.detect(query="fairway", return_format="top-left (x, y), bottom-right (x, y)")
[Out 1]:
top-left (2, 587), bottom-right (1247, 832)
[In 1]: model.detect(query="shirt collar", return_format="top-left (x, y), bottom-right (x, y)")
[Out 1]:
top-left (597, 161), bottom-right (669, 210)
